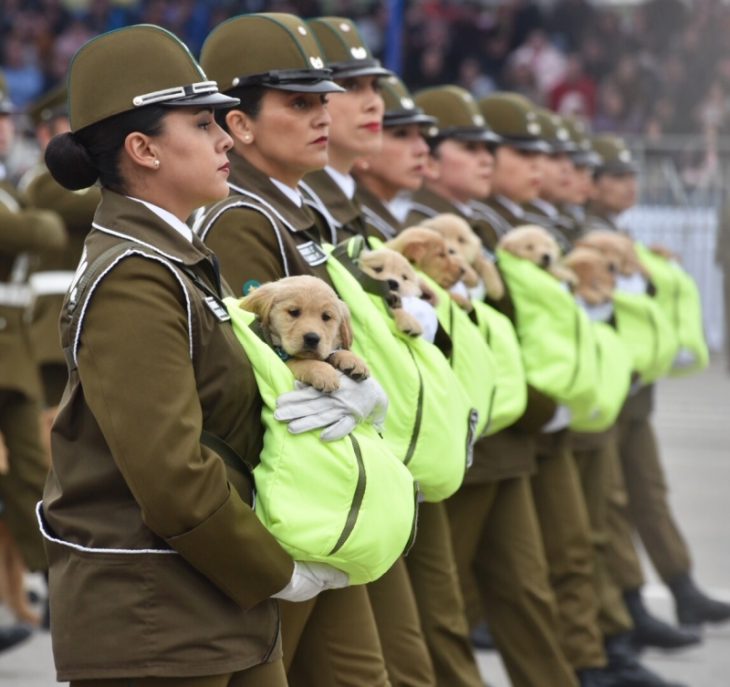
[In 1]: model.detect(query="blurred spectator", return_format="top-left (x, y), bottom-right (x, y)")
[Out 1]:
top-left (3, 0), bottom-right (730, 140)
top-left (549, 53), bottom-right (596, 118)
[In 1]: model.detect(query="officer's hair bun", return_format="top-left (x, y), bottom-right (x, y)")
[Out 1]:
top-left (45, 132), bottom-right (99, 191)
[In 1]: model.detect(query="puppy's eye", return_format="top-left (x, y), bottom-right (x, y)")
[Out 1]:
top-left (322, 312), bottom-right (332, 322)
top-left (458, 237), bottom-right (465, 244)
top-left (438, 251), bottom-right (446, 258)
top-left (373, 266), bottom-right (383, 273)
top-left (527, 243), bottom-right (534, 250)
top-left (448, 248), bottom-right (457, 255)
top-left (288, 308), bottom-right (301, 318)
top-left (402, 274), bottom-right (409, 281)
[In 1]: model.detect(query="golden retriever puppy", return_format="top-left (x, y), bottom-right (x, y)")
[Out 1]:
top-left (577, 230), bottom-right (649, 278)
top-left (240, 275), bottom-right (368, 392)
top-left (386, 226), bottom-right (465, 289)
top-left (563, 246), bottom-right (616, 306)
top-left (498, 225), bottom-right (577, 286)
top-left (358, 248), bottom-right (425, 336)
top-left (421, 213), bottom-right (505, 300)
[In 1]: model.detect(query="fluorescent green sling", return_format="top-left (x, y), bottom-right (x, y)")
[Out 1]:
top-left (496, 249), bottom-right (598, 406)
top-left (471, 300), bottom-right (528, 435)
top-left (323, 239), bottom-right (473, 503)
top-left (417, 274), bottom-right (498, 438)
top-left (570, 321), bottom-right (632, 432)
top-left (224, 299), bottom-right (417, 585)
top-left (612, 290), bottom-right (678, 384)
top-left (635, 244), bottom-right (709, 376)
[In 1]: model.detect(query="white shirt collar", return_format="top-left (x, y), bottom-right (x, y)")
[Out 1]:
top-left (270, 177), bottom-right (303, 207)
top-left (325, 166), bottom-right (356, 200)
top-left (495, 194), bottom-right (525, 219)
top-left (531, 197), bottom-right (558, 218)
top-left (127, 196), bottom-right (193, 243)
top-left (453, 199), bottom-right (474, 217)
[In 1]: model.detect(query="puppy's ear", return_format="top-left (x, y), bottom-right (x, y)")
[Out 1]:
top-left (239, 283), bottom-right (277, 327)
top-left (336, 299), bottom-right (354, 350)
top-left (401, 240), bottom-right (428, 264)
top-left (474, 254), bottom-right (504, 300)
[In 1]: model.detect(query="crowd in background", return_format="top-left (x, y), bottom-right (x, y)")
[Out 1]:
top-left (2, 0), bottom-right (730, 142)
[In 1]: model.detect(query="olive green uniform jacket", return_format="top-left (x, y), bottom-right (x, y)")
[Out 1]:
top-left (405, 187), bottom-right (545, 482)
top-left (41, 191), bottom-right (293, 681)
top-left (24, 167), bottom-right (99, 372)
top-left (0, 180), bottom-right (66, 399)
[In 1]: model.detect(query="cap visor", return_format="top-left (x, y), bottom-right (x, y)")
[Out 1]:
top-left (331, 65), bottom-right (393, 80)
top-left (501, 137), bottom-right (552, 153)
top-left (162, 92), bottom-right (241, 109)
top-left (597, 162), bottom-right (639, 176)
top-left (268, 79), bottom-right (345, 94)
top-left (384, 112), bottom-right (438, 128)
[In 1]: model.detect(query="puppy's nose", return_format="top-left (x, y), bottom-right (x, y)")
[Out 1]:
top-left (387, 278), bottom-right (400, 291)
top-left (303, 332), bottom-right (321, 349)
top-left (540, 253), bottom-right (551, 268)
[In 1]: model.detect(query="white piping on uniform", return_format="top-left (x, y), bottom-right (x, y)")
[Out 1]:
top-left (92, 223), bottom-right (184, 264)
top-left (36, 502), bottom-right (178, 555)
top-left (72, 249), bottom-right (193, 365)
top-left (197, 199), bottom-right (291, 277)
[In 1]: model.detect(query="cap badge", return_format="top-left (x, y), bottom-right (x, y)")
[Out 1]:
top-left (618, 150), bottom-right (632, 163)
top-left (473, 114), bottom-right (485, 126)
top-left (527, 121), bottom-right (541, 135)
top-left (351, 46), bottom-right (368, 60)
top-left (310, 56), bottom-right (324, 69)
top-left (557, 128), bottom-right (569, 141)
top-left (297, 25), bottom-right (307, 36)
top-left (340, 22), bottom-right (351, 32)
top-left (400, 97), bottom-right (415, 110)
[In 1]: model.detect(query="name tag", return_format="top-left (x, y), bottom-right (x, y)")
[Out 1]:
top-left (297, 241), bottom-right (328, 266)
top-left (204, 296), bottom-right (231, 322)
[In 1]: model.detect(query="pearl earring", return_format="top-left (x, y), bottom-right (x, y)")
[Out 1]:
top-left (153, 159), bottom-right (160, 169)
top-left (243, 134), bottom-right (252, 143)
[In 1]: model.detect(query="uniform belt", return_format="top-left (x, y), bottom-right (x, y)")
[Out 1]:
top-left (0, 282), bottom-right (33, 307)
top-left (29, 270), bottom-right (75, 297)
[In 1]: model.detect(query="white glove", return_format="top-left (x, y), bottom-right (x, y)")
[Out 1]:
top-left (575, 296), bottom-right (614, 323)
top-left (615, 273), bottom-right (648, 295)
top-left (401, 296), bottom-right (439, 343)
top-left (272, 561), bottom-right (349, 603)
top-left (672, 347), bottom-right (696, 370)
top-left (274, 374), bottom-right (389, 441)
top-left (541, 404), bottom-right (572, 433)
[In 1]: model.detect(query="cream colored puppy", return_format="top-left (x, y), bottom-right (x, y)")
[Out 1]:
top-left (240, 275), bottom-right (369, 392)
top-left (498, 225), bottom-right (577, 286)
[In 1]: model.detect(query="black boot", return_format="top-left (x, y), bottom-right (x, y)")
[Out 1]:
top-left (602, 633), bottom-right (688, 687)
top-left (670, 573), bottom-right (730, 627)
top-left (623, 588), bottom-right (701, 650)
top-left (469, 620), bottom-right (496, 650)
top-left (0, 624), bottom-right (33, 653)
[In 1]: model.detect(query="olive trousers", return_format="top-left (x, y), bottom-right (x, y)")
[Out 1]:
top-left (368, 556), bottom-right (436, 686)
top-left (606, 388), bottom-right (692, 590)
top-left (447, 476), bottom-right (579, 687)
top-left (280, 584), bottom-right (390, 687)
top-left (531, 432), bottom-right (606, 671)
top-left (571, 429), bottom-right (633, 637)
top-left (69, 660), bottom-right (288, 686)
top-left (0, 389), bottom-right (48, 571)
top-left (404, 500), bottom-right (484, 687)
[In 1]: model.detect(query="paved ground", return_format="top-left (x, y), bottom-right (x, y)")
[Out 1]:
top-left (2, 356), bottom-right (729, 686)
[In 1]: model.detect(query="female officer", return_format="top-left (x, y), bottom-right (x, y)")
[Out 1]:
top-left (299, 22), bottom-right (487, 687)
top-left (40, 24), bottom-right (348, 687)
top-left (351, 74), bottom-right (434, 238)
top-left (196, 14), bottom-right (400, 687)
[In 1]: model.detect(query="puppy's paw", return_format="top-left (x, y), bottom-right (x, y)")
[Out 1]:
top-left (549, 265), bottom-right (578, 287)
top-left (287, 359), bottom-right (341, 392)
top-left (450, 292), bottom-right (473, 311)
top-left (393, 308), bottom-right (423, 337)
top-left (328, 350), bottom-right (370, 381)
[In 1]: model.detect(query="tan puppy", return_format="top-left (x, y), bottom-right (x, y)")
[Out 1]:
top-left (386, 226), bottom-right (465, 289)
top-left (563, 246), bottom-right (616, 305)
top-left (358, 248), bottom-right (424, 336)
top-left (421, 213), bottom-right (505, 300)
top-left (498, 225), bottom-right (578, 286)
top-left (577, 230), bottom-right (649, 278)
top-left (240, 275), bottom-right (369, 392)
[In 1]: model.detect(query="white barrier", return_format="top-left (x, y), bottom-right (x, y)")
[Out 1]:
top-left (621, 205), bottom-right (724, 351)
